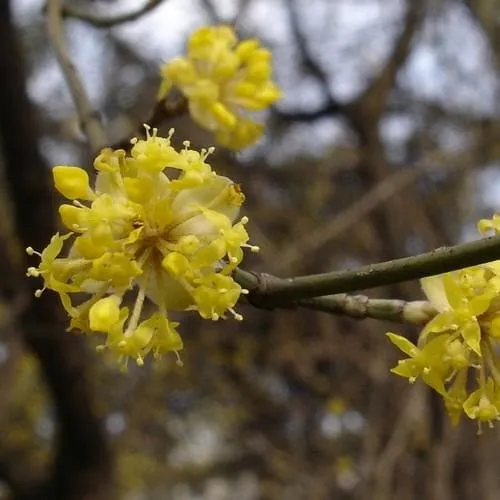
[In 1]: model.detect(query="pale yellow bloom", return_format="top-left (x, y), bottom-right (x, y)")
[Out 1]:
top-left (387, 261), bottom-right (500, 428)
top-left (27, 126), bottom-right (257, 368)
top-left (159, 25), bottom-right (282, 150)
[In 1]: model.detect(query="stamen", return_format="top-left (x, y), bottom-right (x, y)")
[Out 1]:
top-left (200, 146), bottom-right (216, 161)
top-left (72, 200), bottom-right (87, 209)
top-left (229, 308), bottom-right (243, 321)
top-left (26, 247), bottom-right (41, 257)
top-left (119, 359), bottom-right (129, 373)
top-left (124, 284), bottom-right (147, 337)
top-left (34, 289), bottom-right (44, 298)
top-left (211, 311), bottom-right (219, 321)
top-left (242, 243), bottom-right (260, 252)
top-left (174, 351), bottom-right (184, 367)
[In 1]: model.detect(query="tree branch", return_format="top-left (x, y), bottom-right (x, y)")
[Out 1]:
top-left (296, 295), bottom-right (436, 325)
top-left (111, 93), bottom-right (188, 151)
top-left (62, 0), bottom-right (165, 28)
top-left (46, 0), bottom-right (108, 152)
top-left (275, 0), bottom-right (343, 121)
top-left (234, 234), bottom-right (500, 302)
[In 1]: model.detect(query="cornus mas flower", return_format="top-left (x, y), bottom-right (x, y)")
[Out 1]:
top-left (158, 25), bottom-right (282, 150)
top-left (387, 262), bottom-right (500, 431)
top-left (26, 127), bottom-right (258, 368)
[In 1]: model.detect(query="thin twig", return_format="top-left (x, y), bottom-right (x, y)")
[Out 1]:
top-left (62, 0), bottom-right (165, 28)
top-left (111, 94), bottom-right (188, 151)
top-left (234, 233), bottom-right (500, 303)
top-left (46, 0), bottom-right (107, 152)
top-left (296, 295), bottom-right (436, 325)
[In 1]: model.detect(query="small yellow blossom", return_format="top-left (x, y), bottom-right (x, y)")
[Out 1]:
top-left (159, 25), bottom-right (282, 150)
top-left (27, 126), bottom-right (257, 368)
top-left (463, 378), bottom-right (500, 431)
top-left (387, 261), bottom-right (500, 429)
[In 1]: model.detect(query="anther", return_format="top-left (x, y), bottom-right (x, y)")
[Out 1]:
top-left (27, 267), bottom-right (40, 277)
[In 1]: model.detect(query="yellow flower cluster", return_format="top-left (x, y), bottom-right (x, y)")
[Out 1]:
top-left (387, 261), bottom-right (500, 431)
top-left (158, 25), bottom-right (282, 150)
top-left (27, 127), bottom-right (258, 368)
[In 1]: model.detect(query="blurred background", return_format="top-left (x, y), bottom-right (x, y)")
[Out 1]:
top-left (1, 0), bottom-right (500, 498)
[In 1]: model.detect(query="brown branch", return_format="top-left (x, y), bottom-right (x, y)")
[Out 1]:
top-left (62, 0), bottom-right (165, 28)
top-left (275, 0), bottom-right (343, 121)
top-left (111, 93), bottom-right (188, 151)
top-left (46, 0), bottom-right (108, 152)
top-left (342, 0), bottom-right (426, 266)
top-left (347, 0), bottom-right (424, 121)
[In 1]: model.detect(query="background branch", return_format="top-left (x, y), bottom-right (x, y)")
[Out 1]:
top-left (274, 150), bottom-right (471, 273)
top-left (46, 0), bottom-right (107, 152)
top-left (62, 0), bottom-right (165, 28)
top-left (112, 93), bottom-right (188, 151)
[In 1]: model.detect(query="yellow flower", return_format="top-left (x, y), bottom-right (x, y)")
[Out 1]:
top-left (386, 333), bottom-right (449, 394)
top-left (159, 25), bottom-right (282, 150)
top-left (463, 378), bottom-right (500, 432)
top-left (27, 126), bottom-right (257, 368)
top-left (387, 261), bottom-right (500, 428)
